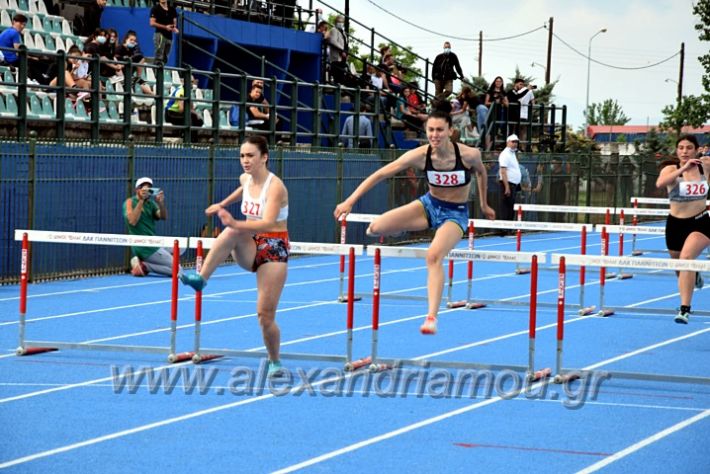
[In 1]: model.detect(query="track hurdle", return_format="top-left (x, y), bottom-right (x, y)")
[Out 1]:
top-left (336, 213), bottom-right (378, 302)
top-left (186, 238), bottom-right (371, 370)
top-left (364, 245), bottom-right (551, 380)
top-left (14, 229), bottom-right (189, 362)
top-left (551, 253), bottom-right (710, 317)
top-left (551, 253), bottom-right (710, 385)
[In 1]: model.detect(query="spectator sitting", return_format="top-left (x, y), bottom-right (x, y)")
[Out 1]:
top-left (394, 87), bottom-right (425, 133)
top-left (341, 104), bottom-right (374, 148)
top-left (115, 30), bottom-right (153, 95)
top-left (382, 54), bottom-right (404, 94)
top-left (84, 29), bottom-right (123, 80)
top-left (48, 45), bottom-right (91, 99)
top-left (246, 80), bottom-right (277, 130)
top-left (459, 86), bottom-right (489, 136)
top-left (165, 76), bottom-right (204, 127)
top-left (0, 14), bottom-right (28, 67)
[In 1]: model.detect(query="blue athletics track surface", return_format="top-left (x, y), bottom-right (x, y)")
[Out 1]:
top-left (0, 226), bottom-right (708, 473)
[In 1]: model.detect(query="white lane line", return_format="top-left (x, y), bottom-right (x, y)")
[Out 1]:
top-left (575, 409), bottom-right (710, 473)
top-left (269, 327), bottom-right (710, 474)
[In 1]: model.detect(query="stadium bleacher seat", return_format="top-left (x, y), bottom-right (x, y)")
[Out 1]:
top-left (0, 10), bottom-right (11, 28)
top-left (2, 94), bottom-right (18, 117)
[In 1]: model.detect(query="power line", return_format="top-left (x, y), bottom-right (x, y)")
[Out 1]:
top-left (551, 30), bottom-right (680, 70)
top-left (365, 0), bottom-right (546, 42)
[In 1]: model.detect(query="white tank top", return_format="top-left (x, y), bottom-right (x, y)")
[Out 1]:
top-left (241, 173), bottom-right (289, 222)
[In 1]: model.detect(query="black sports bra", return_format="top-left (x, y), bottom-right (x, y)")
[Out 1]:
top-left (424, 142), bottom-right (471, 188)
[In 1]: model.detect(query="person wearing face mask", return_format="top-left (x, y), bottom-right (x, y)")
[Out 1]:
top-left (84, 28), bottom-right (123, 80)
top-left (432, 41), bottom-right (464, 100)
top-left (497, 134), bottom-right (522, 224)
top-left (150, 0), bottom-right (179, 65)
top-left (115, 31), bottom-right (153, 96)
top-left (325, 15), bottom-right (348, 72)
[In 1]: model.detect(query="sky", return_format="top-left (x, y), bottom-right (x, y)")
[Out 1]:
top-left (311, 0), bottom-right (707, 130)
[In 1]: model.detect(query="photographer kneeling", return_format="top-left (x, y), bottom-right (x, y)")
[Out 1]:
top-left (123, 177), bottom-right (183, 277)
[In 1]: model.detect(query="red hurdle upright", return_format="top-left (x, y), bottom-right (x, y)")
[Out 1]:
top-left (16, 233), bottom-right (57, 356)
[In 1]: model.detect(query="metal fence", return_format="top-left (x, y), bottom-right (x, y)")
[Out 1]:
top-left (0, 137), bottom-right (663, 283)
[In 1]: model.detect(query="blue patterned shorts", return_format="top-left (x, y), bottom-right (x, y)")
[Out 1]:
top-left (418, 192), bottom-right (468, 235)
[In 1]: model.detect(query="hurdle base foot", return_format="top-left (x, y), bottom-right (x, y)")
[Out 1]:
top-left (553, 372), bottom-right (581, 384)
top-left (338, 296), bottom-right (362, 303)
top-left (527, 367), bottom-right (552, 382)
top-left (597, 309), bottom-right (615, 317)
top-left (515, 267), bottom-right (531, 275)
top-left (604, 272), bottom-right (618, 280)
top-left (447, 300), bottom-right (467, 309)
top-left (631, 250), bottom-right (643, 256)
top-left (168, 352), bottom-right (195, 363)
top-left (192, 354), bottom-right (224, 364)
top-left (344, 356), bottom-right (372, 372)
top-left (465, 302), bottom-right (487, 310)
top-left (617, 273), bottom-right (633, 280)
top-left (16, 346), bottom-right (58, 356)
top-left (578, 305), bottom-right (597, 316)
top-left (368, 363), bottom-right (392, 372)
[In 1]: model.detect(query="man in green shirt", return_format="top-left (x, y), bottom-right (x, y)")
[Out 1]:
top-left (123, 177), bottom-right (181, 276)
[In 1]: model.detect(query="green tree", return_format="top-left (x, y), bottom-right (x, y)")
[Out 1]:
top-left (641, 127), bottom-right (671, 156)
top-left (660, 0), bottom-right (710, 133)
top-left (584, 99), bottom-right (631, 126)
top-left (559, 127), bottom-right (599, 153)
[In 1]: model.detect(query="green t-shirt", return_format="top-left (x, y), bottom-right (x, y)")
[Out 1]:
top-left (123, 196), bottom-right (160, 259)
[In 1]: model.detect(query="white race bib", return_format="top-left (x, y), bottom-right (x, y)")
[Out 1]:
top-left (427, 170), bottom-right (466, 187)
top-left (678, 180), bottom-right (708, 198)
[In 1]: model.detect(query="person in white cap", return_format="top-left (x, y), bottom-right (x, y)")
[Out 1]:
top-left (498, 134), bottom-right (522, 224)
top-left (123, 176), bottom-right (181, 277)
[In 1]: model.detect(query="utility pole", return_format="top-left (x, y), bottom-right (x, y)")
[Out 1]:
top-left (478, 31), bottom-right (482, 77)
top-left (677, 42), bottom-right (684, 105)
top-left (676, 42), bottom-right (685, 135)
top-left (545, 17), bottom-right (553, 85)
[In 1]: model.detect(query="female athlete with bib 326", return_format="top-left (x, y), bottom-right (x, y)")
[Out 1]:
top-left (656, 134), bottom-right (710, 324)
top-left (333, 109), bottom-right (495, 335)
top-left (181, 135), bottom-right (289, 376)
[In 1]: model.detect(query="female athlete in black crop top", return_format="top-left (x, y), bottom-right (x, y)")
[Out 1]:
top-left (334, 109), bottom-right (495, 335)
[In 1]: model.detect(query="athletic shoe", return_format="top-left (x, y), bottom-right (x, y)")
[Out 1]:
top-left (267, 360), bottom-right (284, 378)
top-left (420, 316), bottom-right (438, 335)
top-left (674, 309), bottom-right (690, 325)
top-left (695, 272), bottom-right (704, 290)
top-left (130, 257), bottom-right (146, 276)
top-left (180, 272), bottom-right (207, 291)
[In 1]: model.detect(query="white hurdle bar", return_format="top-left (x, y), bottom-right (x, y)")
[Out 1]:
top-left (184, 238), bottom-right (372, 370)
top-left (363, 245), bottom-right (551, 379)
top-left (14, 229), bottom-right (189, 362)
top-left (597, 224), bottom-right (670, 277)
top-left (552, 255), bottom-right (710, 386)
top-left (551, 253), bottom-right (710, 317)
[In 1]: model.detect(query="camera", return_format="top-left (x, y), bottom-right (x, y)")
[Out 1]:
top-left (530, 85), bottom-right (538, 90)
top-left (148, 187), bottom-right (161, 197)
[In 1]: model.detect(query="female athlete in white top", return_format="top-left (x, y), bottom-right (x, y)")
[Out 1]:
top-left (181, 135), bottom-right (289, 375)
